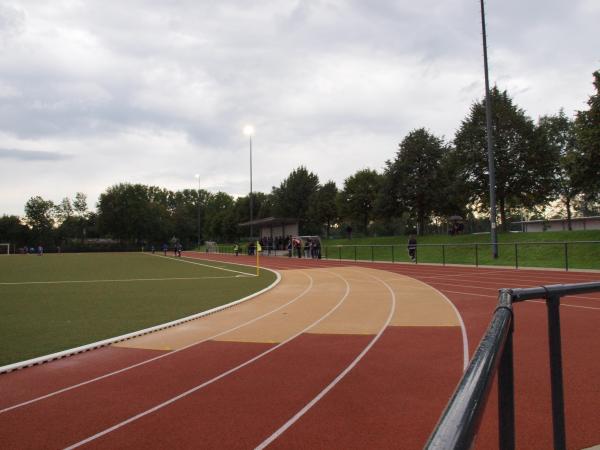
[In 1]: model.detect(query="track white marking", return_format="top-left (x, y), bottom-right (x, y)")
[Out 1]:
top-left (0, 272), bottom-right (314, 414)
top-left (441, 290), bottom-right (600, 311)
top-left (530, 300), bottom-right (600, 311)
top-left (147, 253), bottom-right (256, 277)
top-left (0, 275), bottom-right (249, 286)
top-left (441, 290), bottom-right (497, 298)
top-left (255, 270), bottom-right (396, 449)
top-left (63, 270), bottom-right (352, 450)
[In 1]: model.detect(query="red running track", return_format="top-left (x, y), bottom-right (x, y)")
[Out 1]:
top-left (0, 253), bottom-right (598, 449)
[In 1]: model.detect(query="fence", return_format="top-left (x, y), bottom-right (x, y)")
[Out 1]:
top-left (425, 281), bottom-right (600, 450)
top-left (321, 241), bottom-right (600, 271)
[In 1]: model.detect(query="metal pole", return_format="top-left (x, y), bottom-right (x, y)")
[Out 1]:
top-left (249, 135), bottom-right (253, 240)
top-left (391, 245), bottom-right (395, 263)
top-left (480, 0), bottom-right (499, 259)
top-left (197, 176), bottom-right (201, 249)
top-left (475, 243), bottom-right (479, 268)
top-left (498, 323), bottom-right (516, 450)
top-left (546, 295), bottom-right (567, 450)
top-left (515, 243), bottom-right (518, 269)
top-left (442, 244), bottom-right (446, 266)
top-left (564, 242), bottom-right (569, 272)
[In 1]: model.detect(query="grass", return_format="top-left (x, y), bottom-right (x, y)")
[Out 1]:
top-left (321, 230), bottom-right (600, 270)
top-left (0, 252), bottom-right (276, 366)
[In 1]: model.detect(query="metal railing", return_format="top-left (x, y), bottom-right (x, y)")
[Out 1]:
top-left (425, 281), bottom-right (600, 450)
top-left (322, 241), bottom-right (600, 271)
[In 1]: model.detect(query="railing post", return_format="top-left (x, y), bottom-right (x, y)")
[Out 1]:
top-left (391, 245), bottom-right (394, 263)
top-left (515, 243), bottom-right (518, 270)
top-left (325, 246), bottom-right (328, 259)
top-left (371, 245), bottom-right (374, 262)
top-left (475, 244), bottom-right (479, 268)
top-left (415, 245), bottom-right (418, 264)
top-left (355, 246), bottom-right (357, 262)
top-left (564, 242), bottom-right (569, 272)
top-left (546, 294), bottom-right (567, 450)
top-left (442, 244), bottom-right (446, 266)
top-left (338, 246), bottom-right (341, 261)
top-left (498, 321), bottom-right (516, 450)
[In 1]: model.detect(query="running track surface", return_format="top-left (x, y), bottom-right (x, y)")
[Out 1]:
top-left (1, 253), bottom-right (599, 450)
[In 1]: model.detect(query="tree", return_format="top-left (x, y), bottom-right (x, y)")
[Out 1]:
top-left (73, 192), bottom-right (88, 218)
top-left (272, 166), bottom-right (320, 234)
top-left (338, 169), bottom-right (382, 235)
top-left (574, 70), bottom-right (600, 201)
top-left (538, 110), bottom-right (580, 229)
top-left (454, 87), bottom-right (555, 230)
top-left (24, 196), bottom-right (56, 244)
top-left (308, 181), bottom-right (338, 239)
top-left (383, 128), bottom-right (450, 235)
top-left (0, 215), bottom-right (31, 248)
top-left (55, 197), bottom-right (74, 224)
top-left (203, 192), bottom-right (236, 242)
top-left (97, 183), bottom-right (170, 243)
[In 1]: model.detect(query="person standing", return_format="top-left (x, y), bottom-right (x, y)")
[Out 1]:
top-left (407, 235), bottom-right (417, 262)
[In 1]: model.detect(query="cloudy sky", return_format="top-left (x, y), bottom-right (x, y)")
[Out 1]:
top-left (1, 0), bottom-right (599, 216)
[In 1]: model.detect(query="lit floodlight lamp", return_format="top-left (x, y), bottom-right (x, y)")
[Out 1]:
top-left (243, 125), bottom-right (255, 136)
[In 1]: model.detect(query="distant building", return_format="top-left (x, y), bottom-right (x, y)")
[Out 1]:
top-left (512, 216), bottom-right (600, 232)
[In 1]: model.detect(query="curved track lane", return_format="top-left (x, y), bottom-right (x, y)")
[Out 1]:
top-left (1, 252), bottom-right (598, 449)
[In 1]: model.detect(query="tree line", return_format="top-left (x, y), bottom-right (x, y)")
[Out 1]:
top-left (1, 70), bottom-right (599, 249)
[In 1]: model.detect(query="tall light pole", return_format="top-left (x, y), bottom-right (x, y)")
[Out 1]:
top-left (480, 0), bottom-right (499, 259)
top-left (195, 173), bottom-right (201, 249)
top-left (243, 125), bottom-right (255, 240)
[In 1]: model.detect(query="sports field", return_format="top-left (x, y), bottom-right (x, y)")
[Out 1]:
top-left (0, 253), bottom-right (276, 366)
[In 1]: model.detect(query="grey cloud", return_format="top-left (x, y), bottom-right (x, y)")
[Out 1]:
top-left (0, 148), bottom-right (71, 161)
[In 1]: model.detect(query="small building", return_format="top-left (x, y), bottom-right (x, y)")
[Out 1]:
top-left (238, 217), bottom-right (299, 240)
top-left (512, 216), bottom-right (600, 232)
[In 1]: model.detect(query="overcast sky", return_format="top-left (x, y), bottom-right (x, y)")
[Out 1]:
top-left (1, 0), bottom-right (599, 216)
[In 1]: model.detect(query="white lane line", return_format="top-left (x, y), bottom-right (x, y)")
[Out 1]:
top-left (530, 300), bottom-right (600, 311)
top-left (147, 253), bottom-right (256, 277)
top-left (441, 290), bottom-right (497, 298)
top-left (441, 290), bottom-right (600, 311)
top-left (418, 270), bottom-right (600, 284)
top-left (381, 277), bottom-right (470, 370)
top-left (433, 281), bottom-right (600, 304)
top-left (255, 269), bottom-right (396, 449)
top-left (410, 280), bottom-right (470, 371)
top-left (0, 275), bottom-right (249, 286)
top-left (0, 272), bottom-right (313, 414)
top-left (63, 270), bottom-right (352, 450)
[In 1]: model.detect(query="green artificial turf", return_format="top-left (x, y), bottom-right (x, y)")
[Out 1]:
top-left (0, 253), bottom-right (276, 366)
top-left (321, 230), bottom-right (600, 270)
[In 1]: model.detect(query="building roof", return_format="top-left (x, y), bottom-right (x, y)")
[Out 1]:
top-left (512, 216), bottom-right (600, 225)
top-left (238, 217), bottom-right (299, 227)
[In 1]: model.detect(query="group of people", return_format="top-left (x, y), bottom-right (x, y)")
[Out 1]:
top-left (150, 242), bottom-right (182, 257)
top-left (19, 245), bottom-right (44, 255)
top-left (288, 237), bottom-right (321, 259)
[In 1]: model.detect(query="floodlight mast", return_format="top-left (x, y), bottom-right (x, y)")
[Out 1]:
top-left (243, 125), bottom-right (255, 240)
top-left (195, 174), bottom-right (201, 249)
top-left (480, 0), bottom-right (499, 259)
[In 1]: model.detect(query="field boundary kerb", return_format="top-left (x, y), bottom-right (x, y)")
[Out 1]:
top-left (0, 264), bottom-right (281, 375)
